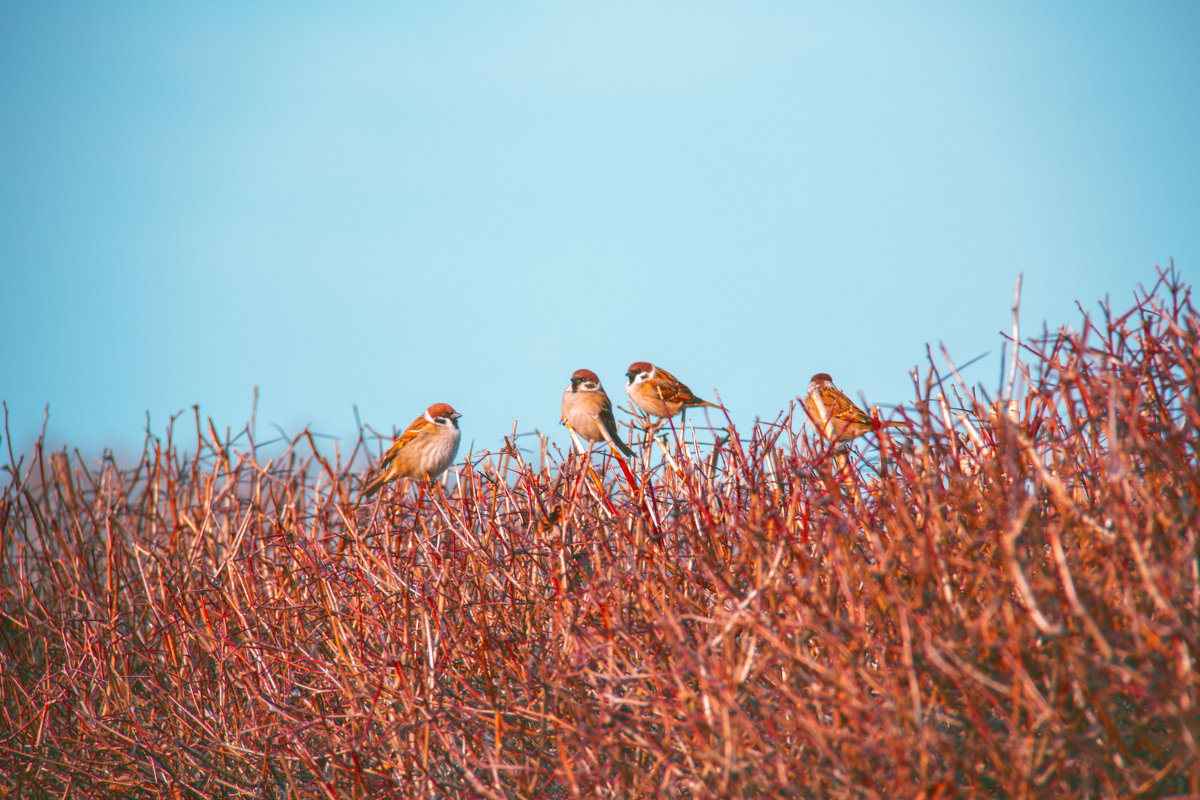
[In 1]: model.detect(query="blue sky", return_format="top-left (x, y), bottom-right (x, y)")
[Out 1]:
top-left (2, 2), bottom-right (1197, 463)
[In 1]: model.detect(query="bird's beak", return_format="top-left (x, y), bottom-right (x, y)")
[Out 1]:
top-left (452, 412), bottom-right (462, 420)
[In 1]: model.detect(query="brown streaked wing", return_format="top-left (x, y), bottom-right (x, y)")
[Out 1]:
top-left (820, 385), bottom-right (872, 425)
top-left (597, 393), bottom-right (619, 432)
top-left (653, 367), bottom-right (704, 406)
top-left (596, 392), bottom-right (634, 456)
top-left (380, 415), bottom-right (431, 467)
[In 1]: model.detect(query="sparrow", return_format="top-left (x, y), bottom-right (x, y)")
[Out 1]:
top-left (624, 362), bottom-right (718, 419)
top-left (561, 368), bottom-right (634, 457)
top-left (360, 402), bottom-right (462, 498)
top-left (804, 373), bottom-right (904, 442)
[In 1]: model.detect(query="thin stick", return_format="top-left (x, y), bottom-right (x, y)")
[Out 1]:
top-left (1006, 273), bottom-right (1023, 400)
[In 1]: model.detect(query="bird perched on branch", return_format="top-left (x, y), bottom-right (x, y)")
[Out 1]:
top-left (360, 403), bottom-right (462, 498)
top-left (561, 369), bottom-right (634, 457)
top-left (625, 362), bottom-right (718, 419)
top-left (804, 373), bottom-right (904, 442)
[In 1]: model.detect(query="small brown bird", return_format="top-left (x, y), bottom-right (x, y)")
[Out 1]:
top-left (804, 373), bottom-right (903, 442)
top-left (561, 369), bottom-right (634, 457)
top-left (360, 402), bottom-right (462, 498)
top-left (625, 362), bottom-right (718, 419)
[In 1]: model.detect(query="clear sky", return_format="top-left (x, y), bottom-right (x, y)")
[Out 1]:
top-left (3, 2), bottom-right (1197, 462)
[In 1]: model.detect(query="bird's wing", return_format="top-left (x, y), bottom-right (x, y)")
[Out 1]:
top-left (380, 414), bottom-right (430, 467)
top-left (654, 367), bottom-right (713, 408)
top-left (597, 393), bottom-right (634, 456)
top-left (821, 386), bottom-right (873, 425)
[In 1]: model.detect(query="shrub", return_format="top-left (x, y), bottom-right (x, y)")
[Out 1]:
top-left (2, 268), bottom-right (1197, 798)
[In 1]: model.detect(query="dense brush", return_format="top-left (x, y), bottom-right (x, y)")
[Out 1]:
top-left (2, 267), bottom-right (1197, 798)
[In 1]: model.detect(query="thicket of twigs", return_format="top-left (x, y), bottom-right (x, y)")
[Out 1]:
top-left (2, 269), bottom-right (1198, 798)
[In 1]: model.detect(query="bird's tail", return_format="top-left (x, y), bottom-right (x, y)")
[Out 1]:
top-left (359, 473), bottom-right (386, 500)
